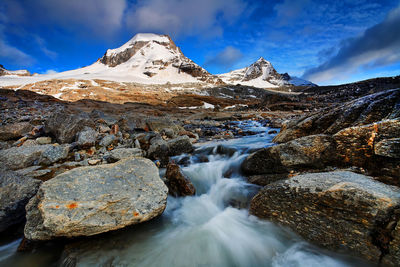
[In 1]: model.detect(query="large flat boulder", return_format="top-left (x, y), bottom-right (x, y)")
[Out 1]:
top-left (0, 167), bottom-right (41, 232)
top-left (24, 157), bottom-right (168, 240)
top-left (242, 134), bottom-right (336, 175)
top-left (250, 171), bottom-right (400, 264)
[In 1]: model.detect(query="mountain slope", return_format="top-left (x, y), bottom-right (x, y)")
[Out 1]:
top-left (0, 64), bottom-right (30, 77)
top-left (218, 57), bottom-right (314, 88)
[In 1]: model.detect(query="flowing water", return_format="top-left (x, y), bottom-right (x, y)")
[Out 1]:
top-left (0, 121), bottom-right (372, 267)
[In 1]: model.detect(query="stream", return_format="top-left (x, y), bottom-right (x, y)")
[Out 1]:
top-left (0, 121), bottom-right (372, 267)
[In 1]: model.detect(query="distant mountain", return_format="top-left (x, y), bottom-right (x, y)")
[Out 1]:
top-left (0, 64), bottom-right (30, 77)
top-left (218, 57), bottom-right (315, 88)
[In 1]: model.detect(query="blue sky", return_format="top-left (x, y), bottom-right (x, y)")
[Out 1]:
top-left (0, 0), bottom-right (399, 85)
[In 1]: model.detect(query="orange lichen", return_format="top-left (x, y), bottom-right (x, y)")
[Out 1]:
top-left (107, 144), bottom-right (114, 151)
top-left (66, 202), bottom-right (78, 209)
top-left (55, 205), bottom-right (60, 209)
top-left (134, 212), bottom-right (139, 217)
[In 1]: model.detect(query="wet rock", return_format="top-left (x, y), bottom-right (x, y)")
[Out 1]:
top-left (0, 144), bottom-right (53, 170)
top-left (45, 111), bottom-right (95, 144)
top-left (167, 136), bottom-right (193, 156)
top-left (246, 173), bottom-right (289, 186)
top-left (24, 157), bottom-right (168, 240)
top-left (273, 89), bottom-right (400, 143)
top-left (103, 148), bottom-right (143, 163)
top-left (242, 135), bottom-right (336, 175)
top-left (147, 137), bottom-right (169, 166)
top-left (250, 171), bottom-right (400, 264)
top-left (375, 138), bottom-right (400, 158)
top-left (39, 144), bottom-right (70, 165)
top-left (165, 162), bottom-right (195, 197)
top-left (0, 121), bottom-right (32, 141)
top-left (76, 128), bottom-right (99, 148)
top-left (0, 167), bottom-right (41, 232)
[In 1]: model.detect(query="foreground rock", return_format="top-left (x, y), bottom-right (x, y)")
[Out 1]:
top-left (242, 134), bottom-right (336, 175)
top-left (24, 157), bottom-right (168, 240)
top-left (0, 122), bottom-right (32, 141)
top-left (165, 162), bottom-right (195, 197)
top-left (0, 168), bottom-right (41, 232)
top-left (0, 144), bottom-right (69, 170)
top-left (250, 171), bottom-right (400, 265)
top-left (274, 89), bottom-right (400, 143)
top-left (45, 111), bottom-right (95, 144)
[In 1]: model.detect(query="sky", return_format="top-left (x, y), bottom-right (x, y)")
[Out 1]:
top-left (0, 0), bottom-right (399, 85)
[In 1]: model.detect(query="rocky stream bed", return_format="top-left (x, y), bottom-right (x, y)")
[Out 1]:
top-left (0, 84), bottom-right (399, 266)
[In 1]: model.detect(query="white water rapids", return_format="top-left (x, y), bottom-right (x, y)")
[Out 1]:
top-left (0, 121), bottom-right (372, 267)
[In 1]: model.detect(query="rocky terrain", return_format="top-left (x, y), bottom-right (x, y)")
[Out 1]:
top-left (0, 35), bottom-right (399, 265)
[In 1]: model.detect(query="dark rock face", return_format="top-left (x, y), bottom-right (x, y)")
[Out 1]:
top-left (0, 122), bottom-right (32, 141)
top-left (250, 171), bottom-right (400, 265)
top-left (0, 167), bottom-right (41, 232)
top-left (242, 134), bottom-right (336, 175)
top-left (167, 136), bottom-right (193, 156)
top-left (100, 41), bottom-right (148, 67)
top-left (274, 88), bottom-right (400, 143)
top-left (165, 162), bottom-right (195, 197)
top-left (45, 111), bottom-right (95, 144)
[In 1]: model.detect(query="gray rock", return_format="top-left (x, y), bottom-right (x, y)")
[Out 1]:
top-left (0, 167), bottom-right (41, 232)
top-left (250, 171), bottom-right (400, 264)
top-left (39, 144), bottom-right (70, 165)
top-left (36, 137), bottom-right (52, 145)
top-left (103, 148), bottom-right (143, 163)
top-left (0, 122), bottom-right (32, 141)
top-left (24, 157), bottom-right (168, 240)
top-left (242, 135), bottom-right (336, 175)
top-left (99, 134), bottom-right (116, 147)
top-left (167, 136), bottom-right (193, 156)
top-left (45, 111), bottom-right (95, 144)
top-left (0, 144), bottom-right (53, 170)
top-left (76, 128), bottom-right (99, 148)
top-left (374, 138), bottom-right (400, 158)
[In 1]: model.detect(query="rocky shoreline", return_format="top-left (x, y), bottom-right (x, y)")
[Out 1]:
top-left (0, 78), bottom-right (399, 266)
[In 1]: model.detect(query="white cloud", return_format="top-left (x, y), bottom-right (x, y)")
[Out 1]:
top-left (2, 0), bottom-right (127, 37)
top-left (303, 5), bottom-right (400, 83)
top-left (0, 39), bottom-right (34, 66)
top-left (34, 36), bottom-right (57, 60)
top-left (44, 69), bottom-right (58, 74)
top-left (125, 0), bottom-right (246, 38)
top-left (205, 46), bottom-right (243, 68)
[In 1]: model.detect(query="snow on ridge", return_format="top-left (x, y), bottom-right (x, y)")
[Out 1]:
top-left (106, 33), bottom-right (170, 56)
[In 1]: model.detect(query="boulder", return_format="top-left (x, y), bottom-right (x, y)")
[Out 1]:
top-left (333, 119), bottom-right (400, 181)
top-left (45, 111), bottom-right (95, 144)
top-left (250, 171), bottom-right (400, 264)
top-left (76, 128), bottom-right (99, 148)
top-left (167, 136), bottom-right (193, 156)
top-left (165, 162), bottom-right (195, 197)
top-left (242, 135), bottom-right (336, 175)
top-left (99, 134), bottom-right (116, 147)
top-left (375, 138), bottom-right (400, 158)
top-left (24, 157), bottom-right (168, 240)
top-left (0, 122), bottom-right (32, 141)
top-left (103, 148), bottom-right (143, 163)
top-left (0, 144), bottom-right (53, 170)
top-left (0, 167), bottom-right (41, 232)
top-left (147, 137), bottom-right (169, 166)
top-left (146, 118), bottom-right (184, 136)
top-left (273, 89), bottom-right (400, 143)
top-left (39, 144), bottom-right (70, 165)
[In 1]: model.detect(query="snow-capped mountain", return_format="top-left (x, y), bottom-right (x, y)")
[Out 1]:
top-left (0, 64), bottom-right (30, 76)
top-left (218, 57), bottom-right (314, 88)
